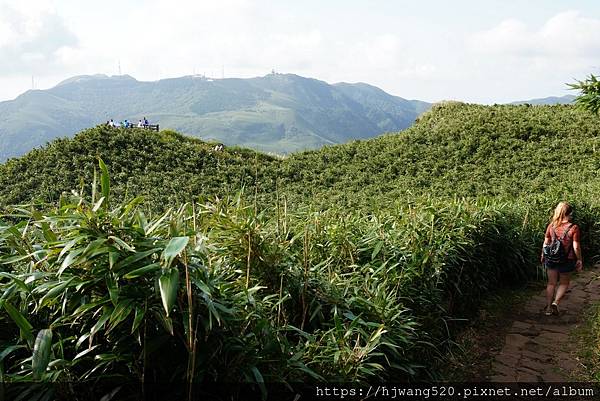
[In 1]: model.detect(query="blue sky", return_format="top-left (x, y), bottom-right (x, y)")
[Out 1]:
top-left (1, 0), bottom-right (599, 103)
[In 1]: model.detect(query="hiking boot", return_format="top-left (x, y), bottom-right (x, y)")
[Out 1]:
top-left (551, 301), bottom-right (560, 315)
top-left (543, 305), bottom-right (552, 316)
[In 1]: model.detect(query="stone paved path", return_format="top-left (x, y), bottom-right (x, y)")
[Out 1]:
top-left (488, 266), bottom-right (600, 382)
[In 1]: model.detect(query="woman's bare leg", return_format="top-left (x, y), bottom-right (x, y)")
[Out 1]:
top-left (554, 272), bottom-right (572, 304)
top-left (546, 269), bottom-right (559, 307)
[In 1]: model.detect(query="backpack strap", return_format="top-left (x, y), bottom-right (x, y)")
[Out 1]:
top-left (559, 223), bottom-right (574, 241)
top-left (551, 223), bottom-right (573, 241)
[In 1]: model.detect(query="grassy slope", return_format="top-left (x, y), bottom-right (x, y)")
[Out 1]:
top-left (0, 127), bottom-right (278, 209)
top-left (281, 102), bottom-right (600, 208)
top-left (3, 102), bottom-right (600, 211)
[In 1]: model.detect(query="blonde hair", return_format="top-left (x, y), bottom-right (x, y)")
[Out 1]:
top-left (551, 201), bottom-right (573, 227)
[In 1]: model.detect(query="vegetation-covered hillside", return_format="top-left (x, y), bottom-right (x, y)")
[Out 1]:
top-left (2, 102), bottom-right (600, 399)
top-left (0, 128), bottom-right (278, 209)
top-left (3, 102), bottom-right (600, 210)
top-left (281, 102), bottom-right (600, 206)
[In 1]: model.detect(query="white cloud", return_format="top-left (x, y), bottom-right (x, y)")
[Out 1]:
top-left (469, 11), bottom-right (600, 59)
top-left (450, 10), bottom-right (600, 103)
top-left (539, 11), bottom-right (600, 57)
top-left (0, 2), bottom-right (599, 104)
top-left (469, 19), bottom-right (533, 56)
top-left (0, 3), bottom-right (78, 75)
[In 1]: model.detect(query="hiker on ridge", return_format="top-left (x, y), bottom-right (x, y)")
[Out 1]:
top-left (540, 201), bottom-right (583, 316)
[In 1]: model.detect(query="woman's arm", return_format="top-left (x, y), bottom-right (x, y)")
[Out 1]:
top-left (573, 239), bottom-right (583, 271)
top-left (573, 225), bottom-right (583, 271)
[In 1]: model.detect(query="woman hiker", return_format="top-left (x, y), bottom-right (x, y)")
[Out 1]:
top-left (540, 201), bottom-right (583, 316)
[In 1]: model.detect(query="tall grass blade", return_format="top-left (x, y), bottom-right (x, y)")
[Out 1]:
top-left (98, 158), bottom-right (110, 206)
top-left (2, 301), bottom-right (34, 346)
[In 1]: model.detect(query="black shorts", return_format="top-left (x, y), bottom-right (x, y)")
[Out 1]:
top-left (545, 260), bottom-right (576, 273)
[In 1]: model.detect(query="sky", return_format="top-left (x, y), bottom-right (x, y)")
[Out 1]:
top-left (0, 0), bottom-right (599, 103)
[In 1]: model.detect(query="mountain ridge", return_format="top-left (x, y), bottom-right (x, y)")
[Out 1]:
top-left (509, 94), bottom-right (576, 105)
top-left (0, 73), bottom-right (430, 161)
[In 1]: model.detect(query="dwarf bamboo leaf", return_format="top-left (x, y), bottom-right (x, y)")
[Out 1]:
top-left (90, 310), bottom-right (111, 338)
top-left (108, 300), bottom-right (133, 331)
top-left (39, 278), bottom-right (74, 307)
top-left (0, 273), bottom-right (29, 293)
top-left (123, 263), bottom-right (160, 279)
top-left (153, 309), bottom-right (174, 336)
top-left (107, 277), bottom-right (119, 306)
top-left (1, 252), bottom-right (38, 265)
top-left (192, 277), bottom-right (212, 296)
top-left (371, 241), bottom-right (383, 260)
top-left (120, 196), bottom-right (145, 219)
top-left (136, 211), bottom-right (149, 234)
top-left (0, 345), bottom-right (24, 366)
top-left (76, 333), bottom-right (91, 349)
top-left (109, 251), bottom-right (119, 270)
top-left (3, 301), bottom-right (34, 345)
top-left (162, 237), bottom-right (188, 268)
top-left (91, 166), bottom-right (97, 204)
top-left (92, 197), bottom-right (105, 212)
top-left (32, 211), bottom-right (57, 243)
top-left (58, 248), bottom-right (84, 275)
top-left (251, 367), bottom-right (267, 399)
top-left (108, 236), bottom-right (135, 252)
top-left (115, 248), bottom-right (160, 270)
top-left (131, 306), bottom-right (146, 334)
top-left (58, 236), bottom-right (87, 261)
top-left (98, 158), bottom-right (110, 204)
top-left (159, 268), bottom-right (179, 317)
top-left (73, 345), bottom-right (100, 361)
top-left (146, 209), bottom-right (172, 235)
top-left (32, 329), bottom-right (53, 380)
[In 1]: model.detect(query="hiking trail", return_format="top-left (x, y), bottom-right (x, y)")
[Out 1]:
top-left (488, 265), bottom-right (600, 382)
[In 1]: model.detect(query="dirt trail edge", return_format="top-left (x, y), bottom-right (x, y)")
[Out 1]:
top-left (489, 265), bottom-right (600, 382)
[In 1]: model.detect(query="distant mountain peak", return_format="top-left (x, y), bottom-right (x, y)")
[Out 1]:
top-left (335, 81), bottom-right (377, 89)
top-left (55, 74), bottom-right (137, 87)
top-left (335, 81), bottom-right (392, 95)
top-left (510, 94), bottom-right (576, 105)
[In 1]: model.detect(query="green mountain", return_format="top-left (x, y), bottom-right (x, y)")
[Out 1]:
top-left (0, 73), bottom-right (430, 161)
